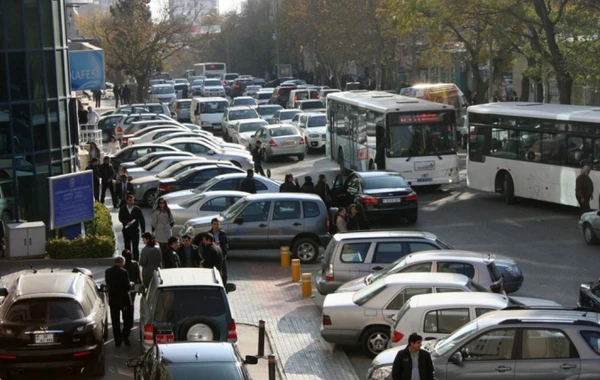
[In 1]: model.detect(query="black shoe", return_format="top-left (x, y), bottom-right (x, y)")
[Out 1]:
top-left (123, 338), bottom-right (131, 347)
top-left (115, 342), bottom-right (121, 348)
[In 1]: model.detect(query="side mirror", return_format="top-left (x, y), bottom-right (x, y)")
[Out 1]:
top-left (126, 358), bottom-right (140, 368)
top-left (251, 134), bottom-right (256, 138)
top-left (98, 284), bottom-right (108, 293)
top-left (450, 351), bottom-right (463, 365)
top-left (244, 355), bottom-right (258, 365)
top-left (234, 217), bottom-right (243, 224)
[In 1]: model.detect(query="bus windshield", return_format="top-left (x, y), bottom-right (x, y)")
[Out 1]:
top-left (387, 113), bottom-right (455, 158)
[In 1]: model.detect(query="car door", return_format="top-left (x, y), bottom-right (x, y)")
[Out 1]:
top-left (369, 242), bottom-right (408, 273)
top-left (446, 328), bottom-right (517, 380)
top-left (422, 308), bottom-right (470, 342)
top-left (229, 200), bottom-right (272, 248)
top-left (270, 200), bottom-right (302, 244)
top-left (198, 196), bottom-right (241, 217)
top-left (336, 241), bottom-right (372, 281)
top-left (407, 241), bottom-right (443, 253)
top-left (515, 328), bottom-right (580, 380)
top-left (436, 261), bottom-right (476, 280)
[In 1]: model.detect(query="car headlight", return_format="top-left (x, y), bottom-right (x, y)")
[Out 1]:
top-left (367, 365), bottom-right (392, 380)
top-left (504, 265), bottom-right (520, 275)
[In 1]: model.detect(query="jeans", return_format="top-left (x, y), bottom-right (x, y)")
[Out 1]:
top-left (221, 256), bottom-right (228, 285)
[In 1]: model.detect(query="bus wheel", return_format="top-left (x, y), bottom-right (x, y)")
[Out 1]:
top-left (338, 149), bottom-right (346, 175)
top-left (503, 173), bottom-right (516, 204)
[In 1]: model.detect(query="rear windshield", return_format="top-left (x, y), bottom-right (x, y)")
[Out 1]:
top-left (230, 109), bottom-right (258, 120)
top-left (147, 105), bottom-right (166, 114)
top-left (234, 98), bottom-right (257, 106)
top-left (308, 115), bottom-right (326, 128)
top-left (277, 88), bottom-right (293, 96)
top-left (258, 93), bottom-right (271, 99)
top-left (258, 106), bottom-right (281, 116)
top-left (6, 298), bottom-right (85, 323)
top-left (166, 363), bottom-right (240, 379)
top-left (300, 101), bottom-right (323, 109)
top-left (177, 102), bottom-right (191, 108)
top-left (200, 101), bottom-right (228, 114)
top-left (487, 263), bottom-right (503, 282)
top-left (152, 86), bottom-right (175, 94)
top-left (224, 74), bottom-right (238, 80)
top-left (279, 111), bottom-right (300, 120)
top-left (270, 127), bottom-right (296, 137)
top-left (154, 287), bottom-right (227, 322)
top-left (392, 302), bottom-right (412, 330)
top-left (174, 84), bottom-right (188, 90)
top-left (363, 175), bottom-right (408, 189)
top-left (204, 80), bottom-right (222, 86)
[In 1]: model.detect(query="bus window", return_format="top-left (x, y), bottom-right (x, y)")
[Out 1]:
top-left (567, 136), bottom-right (592, 167)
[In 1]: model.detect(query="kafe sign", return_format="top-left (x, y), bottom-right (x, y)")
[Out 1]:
top-left (68, 50), bottom-right (106, 91)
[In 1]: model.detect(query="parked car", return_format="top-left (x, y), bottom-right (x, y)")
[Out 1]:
top-left (229, 119), bottom-right (269, 147)
top-left (296, 113), bottom-right (327, 151)
top-left (269, 109), bottom-right (302, 125)
top-left (152, 132), bottom-right (245, 151)
top-left (127, 342), bottom-right (257, 380)
top-left (201, 78), bottom-right (226, 97)
top-left (579, 210), bottom-right (600, 245)
top-left (248, 124), bottom-right (305, 162)
top-left (579, 277), bottom-right (600, 310)
top-left (0, 269), bottom-right (108, 377)
top-left (230, 78), bottom-right (255, 98)
top-left (170, 99), bottom-right (192, 122)
top-left (159, 172), bottom-right (281, 206)
top-left (220, 106), bottom-right (260, 141)
top-left (287, 88), bottom-right (320, 109)
top-left (149, 84), bottom-right (177, 104)
top-left (111, 143), bottom-right (180, 173)
top-left (98, 113), bottom-right (126, 141)
top-left (268, 85), bottom-right (297, 108)
top-left (191, 78), bottom-right (205, 96)
top-left (256, 104), bottom-right (283, 122)
top-left (116, 120), bottom-right (182, 142)
top-left (115, 103), bottom-right (171, 116)
top-left (114, 114), bottom-right (173, 140)
top-left (181, 193), bottom-right (331, 263)
top-left (126, 126), bottom-right (188, 146)
top-left (153, 129), bottom-right (224, 144)
top-left (231, 96), bottom-right (258, 108)
top-left (255, 89), bottom-right (274, 105)
top-left (125, 156), bottom-right (203, 180)
top-left (164, 139), bottom-right (254, 170)
top-left (138, 268), bottom-right (236, 353)
top-left (367, 308), bottom-right (600, 380)
top-left (120, 151), bottom-right (195, 170)
top-left (243, 85), bottom-right (262, 97)
top-left (156, 165), bottom-right (245, 198)
top-left (296, 99), bottom-right (325, 112)
top-left (320, 88), bottom-right (341, 99)
top-left (171, 191), bottom-right (248, 234)
top-left (174, 83), bottom-right (190, 99)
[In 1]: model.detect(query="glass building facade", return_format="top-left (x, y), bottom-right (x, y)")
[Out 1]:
top-left (0, 0), bottom-right (75, 224)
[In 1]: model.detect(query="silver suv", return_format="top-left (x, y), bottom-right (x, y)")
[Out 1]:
top-left (181, 193), bottom-right (331, 264)
top-left (368, 308), bottom-right (600, 380)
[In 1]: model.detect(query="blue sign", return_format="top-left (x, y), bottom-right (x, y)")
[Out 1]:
top-left (49, 171), bottom-right (95, 230)
top-left (69, 50), bottom-right (106, 91)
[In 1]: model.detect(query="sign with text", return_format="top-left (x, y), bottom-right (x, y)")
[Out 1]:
top-left (69, 50), bottom-right (106, 91)
top-left (49, 171), bottom-right (95, 230)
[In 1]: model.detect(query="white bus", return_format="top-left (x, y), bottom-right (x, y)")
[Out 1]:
top-left (326, 91), bottom-right (459, 186)
top-left (193, 62), bottom-right (227, 79)
top-left (467, 102), bottom-right (600, 206)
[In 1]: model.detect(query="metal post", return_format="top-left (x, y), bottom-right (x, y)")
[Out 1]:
top-left (258, 320), bottom-right (266, 357)
top-left (273, 0), bottom-right (280, 76)
top-left (268, 354), bottom-right (276, 380)
top-left (488, 38), bottom-right (494, 102)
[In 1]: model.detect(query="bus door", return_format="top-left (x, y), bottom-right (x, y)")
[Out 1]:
top-left (349, 115), bottom-right (359, 170)
top-left (327, 108), bottom-right (337, 161)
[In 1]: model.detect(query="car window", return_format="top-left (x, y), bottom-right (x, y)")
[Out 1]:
top-left (437, 262), bottom-right (475, 278)
top-left (6, 298), bottom-right (85, 322)
top-left (272, 201), bottom-right (301, 220)
top-left (154, 287), bottom-right (226, 322)
top-left (200, 197), bottom-right (238, 212)
top-left (339, 242), bottom-right (370, 263)
top-left (435, 287), bottom-right (466, 293)
top-left (190, 143), bottom-right (209, 154)
top-left (386, 287), bottom-right (432, 310)
top-left (461, 329), bottom-right (516, 361)
top-left (580, 331), bottom-right (600, 355)
top-left (346, 177), bottom-right (361, 194)
top-left (399, 262), bottom-right (432, 273)
top-left (211, 178), bottom-right (239, 191)
top-left (269, 127), bottom-right (296, 137)
top-left (424, 309), bottom-right (470, 333)
top-left (521, 329), bottom-right (576, 359)
top-left (373, 242), bottom-right (405, 264)
top-left (475, 308), bottom-right (496, 318)
top-left (303, 201), bottom-right (320, 218)
top-left (408, 242), bottom-right (439, 253)
top-left (487, 263), bottom-right (503, 282)
top-left (240, 201), bottom-right (270, 222)
top-left (254, 179), bottom-right (268, 191)
top-left (190, 168), bottom-right (220, 184)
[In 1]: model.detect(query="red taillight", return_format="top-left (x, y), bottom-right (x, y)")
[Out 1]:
top-left (322, 315), bottom-right (332, 326)
top-left (277, 93), bottom-right (281, 97)
top-left (294, 95), bottom-right (298, 100)
top-left (117, 127), bottom-right (123, 133)
top-left (143, 324), bottom-right (155, 345)
top-left (0, 355), bottom-right (16, 360)
top-left (122, 137), bottom-right (128, 144)
top-left (158, 184), bottom-right (173, 192)
top-left (300, 137), bottom-right (305, 145)
top-left (362, 196), bottom-right (379, 205)
top-left (73, 351), bottom-right (92, 357)
top-left (325, 263), bottom-right (334, 281)
top-left (316, 94), bottom-right (321, 99)
top-left (392, 331), bottom-right (404, 343)
top-left (405, 193), bottom-right (418, 202)
top-left (222, 80), bottom-right (227, 85)
top-left (227, 321), bottom-right (237, 341)
top-left (234, 84), bottom-right (240, 88)
top-left (268, 139), bottom-right (277, 147)
top-left (490, 282), bottom-right (503, 294)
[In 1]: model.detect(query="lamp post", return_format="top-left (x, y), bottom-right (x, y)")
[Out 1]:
top-left (273, 0), bottom-right (280, 78)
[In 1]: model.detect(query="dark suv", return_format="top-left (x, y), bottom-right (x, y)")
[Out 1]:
top-left (139, 268), bottom-right (237, 353)
top-left (268, 85), bottom-right (297, 108)
top-left (0, 269), bottom-right (108, 378)
top-left (230, 78), bottom-right (255, 98)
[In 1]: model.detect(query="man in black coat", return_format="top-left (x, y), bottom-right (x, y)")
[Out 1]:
top-left (207, 218), bottom-right (229, 285)
top-left (199, 232), bottom-right (223, 279)
top-left (86, 157), bottom-right (100, 202)
top-left (118, 194), bottom-right (146, 261)
top-left (240, 169), bottom-right (257, 194)
top-left (392, 333), bottom-right (435, 380)
top-left (105, 256), bottom-right (132, 347)
top-left (315, 174), bottom-right (333, 208)
top-left (251, 140), bottom-right (266, 176)
top-left (99, 156), bottom-right (117, 207)
top-left (176, 234), bottom-right (201, 267)
top-left (162, 236), bottom-right (181, 268)
top-left (280, 173), bottom-right (300, 192)
top-left (115, 174), bottom-right (134, 208)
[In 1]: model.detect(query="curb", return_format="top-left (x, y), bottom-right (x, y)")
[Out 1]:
top-left (237, 322), bottom-right (287, 380)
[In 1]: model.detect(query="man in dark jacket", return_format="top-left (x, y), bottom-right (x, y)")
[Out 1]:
top-left (200, 232), bottom-right (223, 278)
top-left (280, 173), bottom-right (300, 192)
top-left (208, 218), bottom-right (229, 285)
top-left (392, 333), bottom-right (434, 380)
top-left (122, 85), bottom-right (131, 104)
top-left (86, 157), bottom-right (100, 202)
top-left (99, 156), bottom-right (117, 207)
top-left (118, 195), bottom-right (146, 261)
top-left (162, 236), bottom-right (181, 268)
top-left (314, 174), bottom-right (333, 207)
top-left (115, 174), bottom-right (134, 207)
top-left (251, 140), bottom-right (266, 176)
top-left (105, 256), bottom-right (133, 347)
top-left (576, 165), bottom-right (594, 214)
top-left (176, 234), bottom-right (201, 267)
top-left (240, 169), bottom-right (257, 194)
top-left (300, 176), bottom-right (315, 193)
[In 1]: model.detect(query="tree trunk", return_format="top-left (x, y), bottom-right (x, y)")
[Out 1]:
top-left (557, 76), bottom-right (573, 104)
top-left (135, 74), bottom-right (148, 103)
top-left (470, 62), bottom-right (486, 104)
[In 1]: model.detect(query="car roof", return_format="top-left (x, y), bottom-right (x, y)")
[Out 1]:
top-left (408, 292), bottom-right (509, 309)
top-left (333, 230), bottom-right (438, 241)
top-left (473, 309), bottom-right (600, 329)
top-left (405, 250), bottom-right (495, 264)
top-left (165, 138), bottom-right (215, 145)
top-left (157, 342), bottom-right (236, 363)
top-left (122, 143), bottom-right (174, 150)
top-left (234, 96), bottom-right (254, 100)
top-left (156, 268), bottom-right (223, 288)
top-left (193, 190), bottom-right (249, 198)
top-left (125, 103), bottom-right (166, 107)
top-left (194, 97), bottom-right (228, 102)
top-left (208, 172), bottom-right (278, 182)
top-left (245, 192), bottom-right (322, 201)
top-left (265, 124), bottom-right (298, 129)
top-left (14, 272), bottom-right (86, 299)
top-left (350, 170), bottom-right (405, 178)
top-left (383, 272), bottom-right (469, 287)
top-left (228, 106), bottom-right (257, 111)
top-left (279, 109), bottom-right (301, 114)
top-left (100, 113), bottom-right (126, 119)
top-left (235, 118), bottom-right (267, 124)
top-left (304, 112), bottom-right (326, 117)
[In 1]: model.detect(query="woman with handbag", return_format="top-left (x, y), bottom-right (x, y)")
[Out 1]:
top-left (151, 197), bottom-right (174, 251)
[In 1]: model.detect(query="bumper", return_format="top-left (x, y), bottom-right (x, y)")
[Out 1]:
top-left (0, 344), bottom-right (100, 371)
top-left (320, 327), bottom-right (360, 345)
top-left (364, 203), bottom-right (418, 218)
top-left (201, 123), bottom-right (223, 133)
top-left (267, 145), bottom-right (305, 157)
top-left (316, 275), bottom-right (344, 295)
top-left (405, 171), bottom-right (460, 186)
top-left (203, 91), bottom-right (226, 97)
top-left (306, 137), bottom-right (326, 149)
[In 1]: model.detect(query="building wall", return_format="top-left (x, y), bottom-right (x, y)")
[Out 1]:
top-left (0, 0), bottom-right (75, 224)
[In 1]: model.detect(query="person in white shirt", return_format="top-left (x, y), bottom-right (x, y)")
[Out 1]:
top-left (107, 135), bottom-right (121, 155)
top-left (87, 106), bottom-right (100, 126)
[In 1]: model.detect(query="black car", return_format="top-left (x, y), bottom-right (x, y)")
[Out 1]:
top-left (230, 78), bottom-right (255, 98)
top-left (157, 165), bottom-right (244, 197)
top-left (127, 342), bottom-right (257, 380)
top-left (332, 171), bottom-right (418, 222)
top-left (0, 269), bottom-right (108, 378)
top-left (268, 85), bottom-right (297, 108)
top-left (579, 278), bottom-right (600, 311)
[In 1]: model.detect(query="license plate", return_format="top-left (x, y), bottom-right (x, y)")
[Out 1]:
top-left (382, 198), bottom-right (402, 204)
top-left (35, 334), bottom-right (54, 344)
top-left (282, 141), bottom-right (295, 147)
top-left (156, 334), bottom-right (174, 344)
top-left (417, 178), bottom-right (433, 182)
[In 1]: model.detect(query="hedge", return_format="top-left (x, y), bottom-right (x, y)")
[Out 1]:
top-left (46, 202), bottom-right (116, 259)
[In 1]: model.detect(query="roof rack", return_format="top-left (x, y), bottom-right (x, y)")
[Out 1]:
top-left (499, 318), bottom-right (600, 327)
top-left (503, 306), bottom-right (597, 313)
top-left (211, 267), bottom-right (220, 284)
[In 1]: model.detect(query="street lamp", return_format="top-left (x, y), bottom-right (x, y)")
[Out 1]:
top-left (273, 0), bottom-right (280, 77)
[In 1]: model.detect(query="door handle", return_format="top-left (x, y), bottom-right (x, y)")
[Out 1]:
top-left (24, 239), bottom-right (27, 246)
top-left (293, 222), bottom-right (302, 226)
top-left (372, 266), bottom-right (384, 271)
top-left (259, 224), bottom-right (267, 228)
top-left (424, 337), bottom-right (436, 340)
top-left (494, 366), bottom-right (512, 373)
top-left (560, 363), bottom-right (576, 370)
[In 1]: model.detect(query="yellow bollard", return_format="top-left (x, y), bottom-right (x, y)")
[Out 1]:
top-left (291, 259), bottom-right (301, 282)
top-left (301, 273), bottom-right (312, 297)
top-left (280, 246), bottom-right (291, 267)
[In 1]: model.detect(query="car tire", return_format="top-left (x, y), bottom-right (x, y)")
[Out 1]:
top-left (503, 173), bottom-right (516, 204)
top-left (297, 153), bottom-right (305, 161)
top-left (292, 238), bottom-right (319, 264)
top-left (179, 316), bottom-right (221, 342)
top-left (87, 344), bottom-right (106, 377)
top-left (360, 326), bottom-right (390, 358)
top-left (144, 189), bottom-right (158, 207)
top-left (584, 223), bottom-right (599, 245)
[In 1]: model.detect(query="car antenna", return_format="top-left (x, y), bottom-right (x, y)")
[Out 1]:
top-left (30, 265), bottom-right (37, 274)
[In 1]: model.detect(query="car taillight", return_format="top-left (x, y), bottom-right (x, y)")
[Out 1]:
top-left (268, 139), bottom-right (277, 147)
top-left (227, 321), bottom-right (237, 341)
top-left (294, 95), bottom-right (298, 100)
top-left (277, 93), bottom-right (281, 97)
top-left (405, 193), bottom-right (418, 202)
top-left (392, 331), bottom-right (404, 343)
top-left (222, 80), bottom-right (227, 85)
top-left (73, 351), bottom-right (92, 357)
top-left (117, 127), bottom-right (123, 133)
top-left (325, 263), bottom-right (334, 281)
top-left (322, 315), bottom-right (332, 326)
top-left (158, 184), bottom-right (172, 192)
top-left (362, 196), bottom-right (379, 205)
top-left (316, 94), bottom-right (321, 99)
top-left (0, 355), bottom-right (16, 360)
top-left (490, 282), bottom-right (503, 294)
top-left (122, 137), bottom-right (128, 144)
top-left (143, 324), bottom-right (155, 345)
top-left (299, 137), bottom-right (305, 145)
top-left (234, 84), bottom-right (240, 88)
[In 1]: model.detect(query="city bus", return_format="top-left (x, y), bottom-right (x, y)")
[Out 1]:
top-left (467, 102), bottom-right (600, 206)
top-left (193, 62), bottom-right (227, 79)
top-left (326, 91), bottom-right (459, 186)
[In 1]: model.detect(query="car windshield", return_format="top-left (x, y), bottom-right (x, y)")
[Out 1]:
top-left (239, 122), bottom-right (266, 133)
top-left (369, 258), bottom-right (408, 283)
top-left (200, 101), bottom-right (228, 114)
top-left (179, 193), bottom-right (206, 208)
top-left (307, 115), bottom-right (326, 128)
top-left (154, 287), bottom-right (226, 323)
top-left (6, 298), bottom-right (85, 323)
top-left (157, 162), bottom-right (194, 179)
top-left (165, 363), bottom-right (240, 379)
top-left (204, 80), bottom-right (221, 86)
top-left (352, 280), bottom-right (386, 306)
top-left (258, 106), bottom-right (281, 116)
top-left (152, 86), bottom-right (175, 94)
top-left (178, 102), bottom-right (191, 109)
top-left (363, 175), bottom-right (408, 189)
top-left (222, 198), bottom-right (247, 220)
top-left (435, 320), bottom-right (480, 356)
top-left (247, 86), bottom-right (261, 92)
top-left (258, 93), bottom-right (272, 100)
top-left (143, 159), bottom-right (165, 170)
top-left (174, 84), bottom-right (188, 90)
top-left (193, 176), bottom-right (221, 193)
top-left (270, 127), bottom-right (296, 137)
top-left (230, 109), bottom-right (258, 120)
top-left (280, 111), bottom-right (300, 120)
top-left (192, 80), bottom-right (204, 85)
top-left (234, 98), bottom-right (257, 106)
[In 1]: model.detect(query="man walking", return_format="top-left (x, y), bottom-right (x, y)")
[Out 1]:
top-left (315, 174), bottom-right (333, 208)
top-left (176, 234), bottom-right (201, 267)
top-left (162, 236), bottom-right (181, 268)
top-left (280, 173), bottom-right (300, 192)
top-left (115, 173), bottom-right (133, 207)
top-left (240, 169), bottom-right (257, 194)
top-left (114, 84), bottom-right (120, 108)
top-left (576, 165), bottom-right (594, 214)
top-left (251, 140), bottom-right (266, 176)
top-left (122, 85), bottom-right (131, 104)
top-left (93, 90), bottom-right (102, 108)
top-left (199, 232), bottom-right (223, 278)
top-left (87, 106), bottom-right (100, 126)
top-left (86, 157), bottom-right (100, 202)
top-left (105, 256), bottom-right (133, 347)
top-left (208, 218), bottom-right (229, 285)
top-left (391, 333), bottom-right (434, 380)
top-left (118, 195), bottom-right (146, 261)
top-left (99, 156), bottom-right (117, 207)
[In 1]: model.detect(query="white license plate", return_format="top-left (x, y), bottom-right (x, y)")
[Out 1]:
top-left (35, 334), bottom-right (54, 344)
top-left (382, 198), bottom-right (402, 204)
top-left (417, 178), bottom-right (433, 183)
top-left (281, 141), bottom-right (295, 147)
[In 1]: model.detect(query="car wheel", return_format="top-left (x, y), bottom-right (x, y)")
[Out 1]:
top-left (86, 344), bottom-right (106, 377)
top-left (144, 189), bottom-right (158, 207)
top-left (179, 316), bottom-right (221, 342)
top-left (584, 223), bottom-right (599, 245)
top-left (503, 173), bottom-right (516, 204)
top-left (297, 153), bottom-right (305, 161)
top-left (263, 149), bottom-right (270, 163)
top-left (361, 326), bottom-right (390, 358)
top-left (292, 238), bottom-right (319, 264)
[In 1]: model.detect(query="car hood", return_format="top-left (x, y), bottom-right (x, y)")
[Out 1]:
top-left (238, 132), bottom-right (255, 140)
top-left (335, 276), bottom-right (368, 293)
top-left (126, 167), bottom-right (147, 175)
top-left (323, 291), bottom-right (355, 309)
top-left (162, 189), bottom-right (195, 203)
top-left (221, 142), bottom-right (246, 150)
top-left (188, 214), bottom-right (224, 228)
top-left (217, 149), bottom-right (252, 160)
top-left (371, 346), bottom-right (403, 368)
top-left (492, 256), bottom-right (518, 269)
top-left (510, 296), bottom-right (561, 307)
top-left (121, 162), bottom-right (138, 169)
top-left (306, 126), bottom-right (326, 134)
top-left (132, 174), bottom-right (159, 185)
top-left (169, 204), bottom-right (185, 212)
top-left (159, 177), bottom-right (176, 185)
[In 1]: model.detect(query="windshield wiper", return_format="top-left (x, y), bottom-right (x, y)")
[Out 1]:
top-left (405, 153), bottom-right (413, 162)
top-left (432, 149), bottom-right (443, 160)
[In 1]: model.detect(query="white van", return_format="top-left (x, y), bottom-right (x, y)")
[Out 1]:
top-left (191, 97), bottom-right (229, 134)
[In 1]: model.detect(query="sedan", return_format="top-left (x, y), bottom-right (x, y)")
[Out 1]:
top-left (579, 210), bottom-right (600, 245)
top-left (164, 139), bottom-right (254, 170)
top-left (254, 90), bottom-right (274, 105)
top-left (154, 132), bottom-right (246, 151)
top-left (125, 156), bottom-right (204, 180)
top-left (201, 78), bottom-right (226, 97)
top-left (243, 85), bottom-right (262, 97)
top-left (171, 190), bottom-right (248, 234)
top-left (111, 143), bottom-right (180, 173)
top-left (115, 113), bottom-right (173, 139)
top-left (229, 119), bottom-right (269, 148)
top-left (269, 109), bottom-right (302, 125)
top-left (221, 107), bottom-right (260, 140)
top-left (249, 124), bottom-right (305, 162)
top-left (157, 165), bottom-right (245, 199)
top-left (256, 105), bottom-right (283, 122)
top-left (127, 127), bottom-right (189, 146)
top-left (98, 113), bottom-right (126, 141)
top-left (231, 96), bottom-right (258, 108)
top-left (579, 277), bottom-right (600, 311)
top-left (332, 171), bottom-right (418, 223)
top-left (120, 151), bottom-right (195, 170)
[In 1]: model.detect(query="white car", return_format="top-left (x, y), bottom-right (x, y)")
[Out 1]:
top-left (221, 106), bottom-right (260, 140)
top-left (164, 138), bottom-right (254, 170)
top-left (231, 96), bottom-right (258, 108)
top-left (579, 210), bottom-right (600, 245)
top-left (149, 84), bottom-right (177, 104)
top-left (125, 156), bottom-right (205, 180)
top-left (154, 129), bottom-right (225, 144)
top-left (254, 89), bottom-right (274, 105)
top-left (171, 190), bottom-right (248, 235)
top-left (296, 113), bottom-right (326, 150)
top-left (243, 85), bottom-right (262, 97)
top-left (201, 78), bottom-right (226, 97)
top-left (229, 119), bottom-right (269, 147)
top-left (127, 126), bottom-right (187, 145)
top-left (154, 132), bottom-right (245, 151)
top-left (256, 105), bottom-right (283, 122)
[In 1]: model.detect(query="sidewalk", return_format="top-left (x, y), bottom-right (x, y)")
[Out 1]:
top-left (238, 324), bottom-right (284, 380)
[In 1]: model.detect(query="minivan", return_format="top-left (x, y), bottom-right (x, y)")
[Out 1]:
top-left (191, 97), bottom-right (229, 134)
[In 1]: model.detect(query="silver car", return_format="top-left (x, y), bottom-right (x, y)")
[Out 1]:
top-left (171, 190), bottom-right (248, 235)
top-left (164, 138), bottom-right (254, 170)
top-left (368, 309), bottom-right (600, 380)
top-left (579, 210), bottom-right (600, 245)
top-left (248, 124), bottom-right (305, 162)
top-left (125, 156), bottom-right (204, 180)
top-left (256, 105), bottom-right (283, 122)
top-left (120, 151), bottom-right (195, 170)
top-left (229, 119), bottom-right (269, 148)
top-left (170, 99), bottom-right (192, 122)
top-left (153, 132), bottom-right (246, 151)
top-left (221, 106), bottom-right (260, 140)
top-left (200, 78), bottom-right (226, 97)
top-left (126, 127), bottom-right (188, 146)
top-left (160, 172), bottom-right (281, 206)
top-left (269, 109), bottom-right (302, 125)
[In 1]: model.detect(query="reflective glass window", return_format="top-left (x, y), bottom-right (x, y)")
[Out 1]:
top-left (8, 53), bottom-right (29, 102)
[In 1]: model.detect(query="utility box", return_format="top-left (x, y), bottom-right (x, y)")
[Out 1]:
top-left (6, 222), bottom-right (46, 259)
